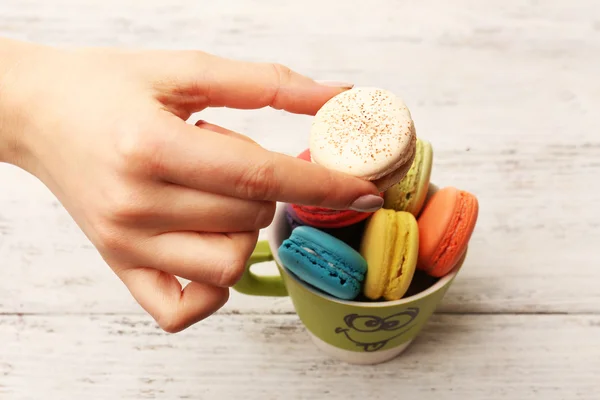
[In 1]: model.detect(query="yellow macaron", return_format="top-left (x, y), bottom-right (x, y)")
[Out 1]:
top-left (359, 209), bottom-right (419, 301)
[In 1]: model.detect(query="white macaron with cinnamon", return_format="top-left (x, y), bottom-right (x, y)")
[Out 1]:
top-left (309, 87), bottom-right (417, 192)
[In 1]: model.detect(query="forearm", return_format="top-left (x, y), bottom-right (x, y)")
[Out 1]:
top-left (0, 37), bottom-right (45, 165)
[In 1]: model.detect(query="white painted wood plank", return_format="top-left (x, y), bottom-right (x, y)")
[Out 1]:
top-left (1, 314), bottom-right (599, 399)
top-left (1, 0), bottom-right (599, 315)
top-left (1, 1), bottom-right (599, 399)
top-left (2, 132), bottom-right (599, 314)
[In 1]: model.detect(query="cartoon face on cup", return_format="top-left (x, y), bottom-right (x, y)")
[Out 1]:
top-left (335, 307), bottom-right (420, 352)
top-left (233, 199), bottom-right (467, 365)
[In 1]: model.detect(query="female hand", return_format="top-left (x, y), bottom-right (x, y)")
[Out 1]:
top-left (0, 39), bottom-right (382, 332)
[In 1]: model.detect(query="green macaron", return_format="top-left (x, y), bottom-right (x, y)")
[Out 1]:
top-left (383, 138), bottom-right (433, 216)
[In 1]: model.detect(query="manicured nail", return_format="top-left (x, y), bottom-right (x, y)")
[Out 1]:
top-left (349, 195), bottom-right (384, 213)
top-left (316, 80), bottom-right (354, 89)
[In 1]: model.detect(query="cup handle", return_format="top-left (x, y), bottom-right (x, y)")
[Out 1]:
top-left (233, 240), bottom-right (288, 297)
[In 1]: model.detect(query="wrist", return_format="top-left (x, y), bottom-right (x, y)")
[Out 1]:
top-left (0, 38), bottom-right (47, 166)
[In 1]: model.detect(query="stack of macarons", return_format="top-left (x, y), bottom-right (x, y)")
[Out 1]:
top-left (278, 87), bottom-right (479, 302)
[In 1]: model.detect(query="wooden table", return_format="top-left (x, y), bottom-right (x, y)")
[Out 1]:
top-left (1, 1), bottom-right (599, 398)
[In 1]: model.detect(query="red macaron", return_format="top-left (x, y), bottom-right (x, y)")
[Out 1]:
top-left (290, 148), bottom-right (380, 229)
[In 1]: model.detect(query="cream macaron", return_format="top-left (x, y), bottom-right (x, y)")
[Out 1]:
top-left (309, 87), bottom-right (417, 192)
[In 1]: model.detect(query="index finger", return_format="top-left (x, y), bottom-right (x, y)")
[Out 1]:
top-left (151, 50), bottom-right (354, 115)
top-left (152, 115), bottom-right (382, 212)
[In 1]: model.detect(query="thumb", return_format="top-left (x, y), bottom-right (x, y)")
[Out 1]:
top-left (149, 50), bottom-right (354, 115)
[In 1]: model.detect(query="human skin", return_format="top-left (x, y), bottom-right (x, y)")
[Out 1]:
top-left (0, 37), bottom-right (383, 333)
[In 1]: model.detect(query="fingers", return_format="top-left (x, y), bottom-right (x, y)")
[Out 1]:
top-left (117, 266), bottom-right (229, 333)
top-left (152, 50), bottom-right (353, 115)
top-left (152, 115), bottom-right (380, 210)
top-left (126, 184), bottom-right (275, 233)
top-left (115, 230), bottom-right (257, 332)
top-left (133, 230), bottom-right (259, 288)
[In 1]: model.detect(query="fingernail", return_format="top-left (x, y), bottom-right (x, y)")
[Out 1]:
top-left (349, 195), bottom-right (383, 213)
top-left (316, 80), bottom-right (354, 89)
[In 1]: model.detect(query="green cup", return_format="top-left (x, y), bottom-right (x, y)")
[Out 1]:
top-left (233, 198), bottom-right (466, 365)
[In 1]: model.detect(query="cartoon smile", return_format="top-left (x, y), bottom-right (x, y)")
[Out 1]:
top-left (334, 307), bottom-right (420, 352)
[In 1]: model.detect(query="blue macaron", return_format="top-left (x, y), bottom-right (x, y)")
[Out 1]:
top-left (278, 226), bottom-right (367, 300)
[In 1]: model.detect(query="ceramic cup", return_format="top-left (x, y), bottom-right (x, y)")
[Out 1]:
top-left (233, 195), bottom-right (466, 365)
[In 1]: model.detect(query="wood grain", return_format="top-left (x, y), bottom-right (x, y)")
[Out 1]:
top-left (1, 314), bottom-right (599, 399)
top-left (3, 143), bottom-right (600, 314)
top-left (1, 0), bottom-right (599, 398)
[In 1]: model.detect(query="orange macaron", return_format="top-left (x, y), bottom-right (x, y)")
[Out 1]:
top-left (417, 186), bottom-right (479, 277)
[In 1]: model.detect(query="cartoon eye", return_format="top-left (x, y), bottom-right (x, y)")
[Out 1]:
top-left (381, 319), bottom-right (401, 330)
top-left (379, 308), bottom-right (420, 331)
top-left (344, 314), bottom-right (383, 332)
